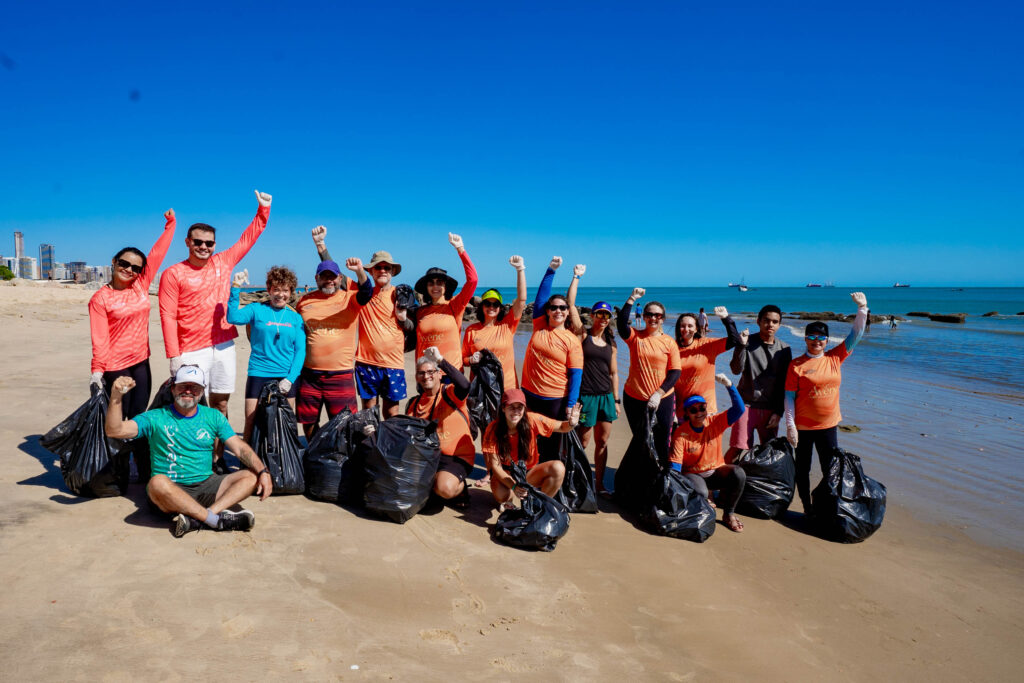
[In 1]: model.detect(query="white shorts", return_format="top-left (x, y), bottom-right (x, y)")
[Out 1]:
top-left (179, 340), bottom-right (237, 394)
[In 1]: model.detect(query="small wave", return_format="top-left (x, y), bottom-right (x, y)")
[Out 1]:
top-left (782, 324), bottom-right (845, 344)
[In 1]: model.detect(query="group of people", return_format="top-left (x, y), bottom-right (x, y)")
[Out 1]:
top-left (90, 191), bottom-right (870, 538)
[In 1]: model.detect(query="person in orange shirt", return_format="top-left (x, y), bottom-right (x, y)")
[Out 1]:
top-left (483, 388), bottom-right (581, 510)
top-left (414, 233), bottom-right (478, 370)
top-left (616, 287), bottom-right (681, 469)
top-left (352, 250), bottom-right (414, 418)
top-left (785, 292), bottom-right (869, 513)
top-left (670, 373), bottom-right (747, 532)
top-left (89, 208), bottom-right (177, 479)
top-left (404, 346), bottom-right (476, 509)
top-left (298, 225), bottom-right (373, 439)
top-left (674, 306), bottom-right (740, 418)
top-left (520, 256), bottom-right (584, 462)
top-left (461, 255), bottom-right (528, 391)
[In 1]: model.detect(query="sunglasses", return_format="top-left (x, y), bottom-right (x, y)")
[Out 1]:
top-left (594, 311), bottom-right (611, 319)
top-left (415, 369), bottom-right (439, 376)
top-left (686, 404), bottom-right (707, 414)
top-left (643, 312), bottom-right (665, 320)
top-left (806, 334), bottom-right (828, 341)
top-left (191, 238), bottom-right (215, 248)
top-left (481, 300), bottom-right (501, 308)
top-left (116, 258), bottom-right (143, 274)
top-left (372, 264), bottom-right (393, 272)
top-left (548, 305), bottom-right (569, 312)
top-left (426, 277), bottom-right (447, 285)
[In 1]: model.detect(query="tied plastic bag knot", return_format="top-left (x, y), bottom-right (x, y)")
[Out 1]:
top-left (251, 380), bottom-right (305, 495)
top-left (303, 407), bottom-right (380, 504)
top-left (363, 415), bottom-right (441, 523)
top-left (811, 448), bottom-right (887, 543)
top-left (493, 463), bottom-right (571, 551)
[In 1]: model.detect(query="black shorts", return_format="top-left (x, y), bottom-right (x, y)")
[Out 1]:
top-left (178, 474), bottom-right (229, 508)
top-left (437, 455), bottom-right (473, 485)
top-left (245, 376), bottom-right (297, 400)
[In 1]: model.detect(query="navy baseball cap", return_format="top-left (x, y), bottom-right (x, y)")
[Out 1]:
top-left (592, 301), bottom-right (613, 315)
top-left (316, 260), bottom-right (341, 277)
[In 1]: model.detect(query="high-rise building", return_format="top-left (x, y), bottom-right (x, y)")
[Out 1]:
top-left (68, 261), bottom-right (87, 283)
top-left (18, 256), bottom-right (38, 280)
top-left (39, 243), bottom-right (56, 279)
top-left (13, 231), bottom-right (25, 277)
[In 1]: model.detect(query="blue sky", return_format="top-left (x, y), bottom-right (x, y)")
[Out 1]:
top-left (1, 1), bottom-right (1021, 287)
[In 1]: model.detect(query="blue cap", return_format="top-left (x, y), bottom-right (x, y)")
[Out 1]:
top-left (682, 395), bottom-right (707, 409)
top-left (592, 301), bottom-right (613, 315)
top-left (316, 260), bottom-right (341, 277)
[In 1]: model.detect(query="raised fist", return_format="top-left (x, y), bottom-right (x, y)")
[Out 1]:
top-left (345, 257), bottom-right (363, 272)
top-left (715, 373), bottom-right (732, 388)
top-left (254, 190), bottom-right (272, 208)
top-left (739, 328), bottom-right (750, 346)
top-left (509, 255), bottom-right (525, 271)
top-left (714, 306), bottom-right (729, 319)
top-left (311, 225), bottom-right (327, 244)
top-left (232, 270), bottom-right (250, 288)
top-left (851, 291), bottom-right (868, 308)
top-left (548, 256), bottom-right (563, 271)
top-left (113, 376), bottom-right (136, 395)
top-left (448, 233), bottom-right (464, 251)
top-left (573, 264), bottom-right (586, 278)
top-left (424, 346), bottom-right (443, 366)
top-left (630, 287), bottom-right (645, 302)
top-left (164, 208), bottom-right (175, 221)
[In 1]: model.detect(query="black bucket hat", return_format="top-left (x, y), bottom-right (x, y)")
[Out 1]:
top-left (415, 267), bottom-right (458, 300)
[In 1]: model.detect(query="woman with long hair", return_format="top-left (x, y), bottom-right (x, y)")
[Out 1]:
top-left (483, 388), bottom-right (582, 509)
top-left (461, 255), bottom-right (527, 391)
top-left (674, 306), bottom-right (740, 418)
top-left (413, 233), bottom-right (478, 370)
top-left (227, 266), bottom-right (306, 442)
top-left (520, 256), bottom-right (584, 461)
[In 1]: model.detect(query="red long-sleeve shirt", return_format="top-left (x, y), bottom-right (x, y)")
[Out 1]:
top-left (88, 214), bottom-right (176, 372)
top-left (415, 250), bottom-right (478, 369)
top-left (158, 205), bottom-right (269, 358)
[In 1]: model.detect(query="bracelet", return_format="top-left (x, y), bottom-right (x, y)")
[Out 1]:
top-left (256, 468), bottom-right (270, 479)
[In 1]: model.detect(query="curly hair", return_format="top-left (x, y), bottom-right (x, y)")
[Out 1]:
top-left (265, 265), bottom-right (298, 292)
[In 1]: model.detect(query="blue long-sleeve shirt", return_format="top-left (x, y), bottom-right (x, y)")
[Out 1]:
top-left (226, 287), bottom-right (306, 382)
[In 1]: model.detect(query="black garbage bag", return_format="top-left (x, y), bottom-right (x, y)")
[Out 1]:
top-left (303, 407), bottom-right (380, 504)
top-left (250, 380), bottom-right (305, 495)
top-left (556, 430), bottom-right (598, 513)
top-left (395, 284), bottom-right (420, 353)
top-left (493, 463), bottom-right (571, 551)
top-left (363, 415), bottom-right (441, 523)
top-left (614, 408), bottom-right (662, 512)
top-left (811, 448), bottom-right (887, 543)
top-left (734, 437), bottom-right (797, 519)
top-left (466, 349), bottom-right (503, 439)
top-left (147, 377), bottom-right (208, 410)
top-left (640, 469), bottom-right (717, 542)
top-left (40, 384), bottom-right (128, 497)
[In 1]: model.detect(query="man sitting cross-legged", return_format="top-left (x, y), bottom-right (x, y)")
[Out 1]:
top-left (105, 365), bottom-right (274, 537)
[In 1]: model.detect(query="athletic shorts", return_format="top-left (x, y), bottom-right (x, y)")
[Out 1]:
top-left (354, 362), bottom-right (407, 402)
top-left (437, 454), bottom-right (473, 485)
top-left (244, 375), bottom-right (297, 400)
top-left (178, 474), bottom-right (229, 508)
top-left (296, 368), bottom-right (357, 424)
top-left (179, 340), bottom-right (237, 394)
top-left (729, 406), bottom-right (779, 450)
top-left (578, 392), bottom-right (618, 427)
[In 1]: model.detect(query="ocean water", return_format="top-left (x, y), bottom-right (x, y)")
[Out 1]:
top-left (498, 287), bottom-right (1024, 549)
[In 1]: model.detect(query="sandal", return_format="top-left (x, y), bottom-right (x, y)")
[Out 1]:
top-left (724, 513), bottom-right (744, 533)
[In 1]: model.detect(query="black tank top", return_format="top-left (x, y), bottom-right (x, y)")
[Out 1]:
top-left (580, 334), bottom-right (613, 395)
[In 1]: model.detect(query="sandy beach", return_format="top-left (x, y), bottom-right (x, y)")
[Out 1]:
top-left (1, 280), bottom-right (1022, 681)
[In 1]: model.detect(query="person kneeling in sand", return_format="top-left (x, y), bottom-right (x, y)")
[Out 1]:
top-left (105, 366), bottom-right (273, 538)
top-left (670, 374), bottom-right (748, 532)
top-left (482, 388), bottom-right (581, 510)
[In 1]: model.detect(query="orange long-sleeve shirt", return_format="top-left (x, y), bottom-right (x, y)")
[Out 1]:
top-left (88, 214), bottom-right (176, 372)
top-left (414, 251), bottom-right (478, 369)
top-left (158, 205), bottom-right (269, 358)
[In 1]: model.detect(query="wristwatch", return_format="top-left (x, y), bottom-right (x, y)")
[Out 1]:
top-left (256, 468), bottom-right (270, 479)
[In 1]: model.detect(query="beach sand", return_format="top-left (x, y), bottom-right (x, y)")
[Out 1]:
top-left (1, 281), bottom-right (1022, 680)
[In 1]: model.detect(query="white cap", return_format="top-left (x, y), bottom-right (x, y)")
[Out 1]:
top-left (174, 365), bottom-right (207, 388)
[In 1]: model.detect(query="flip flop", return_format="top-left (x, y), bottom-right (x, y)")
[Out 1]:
top-left (724, 514), bottom-right (744, 533)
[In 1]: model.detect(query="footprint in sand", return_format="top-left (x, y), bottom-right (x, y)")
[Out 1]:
top-left (419, 629), bottom-right (462, 653)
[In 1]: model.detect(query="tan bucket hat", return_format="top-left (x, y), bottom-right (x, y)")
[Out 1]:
top-left (366, 250), bottom-right (402, 276)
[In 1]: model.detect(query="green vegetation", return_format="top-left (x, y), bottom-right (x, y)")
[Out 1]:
top-left (0, 265), bottom-right (14, 281)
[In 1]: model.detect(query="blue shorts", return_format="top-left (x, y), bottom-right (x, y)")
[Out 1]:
top-left (354, 363), bottom-right (408, 402)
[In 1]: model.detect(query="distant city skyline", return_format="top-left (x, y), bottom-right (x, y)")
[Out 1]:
top-left (1, 3), bottom-right (1021, 287)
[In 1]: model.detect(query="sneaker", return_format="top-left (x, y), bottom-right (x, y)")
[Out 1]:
top-left (172, 513), bottom-right (202, 538)
top-left (217, 509), bottom-right (255, 532)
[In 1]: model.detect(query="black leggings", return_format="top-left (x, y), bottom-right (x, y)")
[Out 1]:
top-left (795, 426), bottom-right (838, 508)
top-left (525, 392), bottom-right (568, 463)
top-left (102, 359), bottom-right (152, 476)
top-left (685, 465), bottom-right (746, 514)
top-left (622, 393), bottom-right (675, 468)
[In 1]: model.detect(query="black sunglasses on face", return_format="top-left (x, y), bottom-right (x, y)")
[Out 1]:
top-left (116, 258), bottom-right (144, 274)
top-left (644, 312), bottom-right (665, 320)
top-left (686, 405), bottom-right (707, 414)
top-left (481, 300), bottom-right (501, 308)
top-left (191, 238), bottom-right (215, 248)
top-left (548, 305), bottom-right (569, 312)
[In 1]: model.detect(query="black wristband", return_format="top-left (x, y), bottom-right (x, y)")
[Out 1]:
top-left (256, 468), bottom-right (270, 479)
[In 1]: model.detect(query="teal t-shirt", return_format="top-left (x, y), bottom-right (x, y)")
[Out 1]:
top-left (134, 405), bottom-right (237, 484)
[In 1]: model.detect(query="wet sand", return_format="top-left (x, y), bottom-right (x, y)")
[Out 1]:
top-left (2, 281), bottom-right (1022, 680)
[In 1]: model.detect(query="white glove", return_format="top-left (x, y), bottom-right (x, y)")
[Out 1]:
top-left (629, 287), bottom-right (645, 302)
top-left (424, 346), bottom-right (444, 366)
top-left (90, 372), bottom-right (103, 388)
top-left (232, 269), bottom-right (250, 288)
top-left (647, 391), bottom-right (662, 410)
top-left (469, 351), bottom-right (482, 365)
top-left (548, 256), bottom-right (562, 270)
top-left (715, 373), bottom-right (732, 388)
top-left (509, 255), bottom-right (525, 271)
top-left (448, 232), bottom-right (464, 251)
top-left (851, 291), bottom-right (868, 309)
top-left (714, 306), bottom-right (729, 319)
top-left (739, 328), bottom-right (750, 346)
top-left (279, 379), bottom-right (292, 394)
top-left (311, 225), bottom-right (327, 245)
top-left (567, 403), bottom-right (582, 427)
top-left (786, 424), bottom-right (799, 448)
top-left (362, 424), bottom-right (376, 436)
top-left (255, 190), bottom-right (272, 208)
top-left (169, 357), bottom-right (182, 375)
top-left (573, 264), bottom-right (586, 278)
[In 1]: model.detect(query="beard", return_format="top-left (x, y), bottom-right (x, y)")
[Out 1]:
top-left (319, 282), bottom-right (337, 295)
top-left (174, 394), bottom-right (198, 411)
